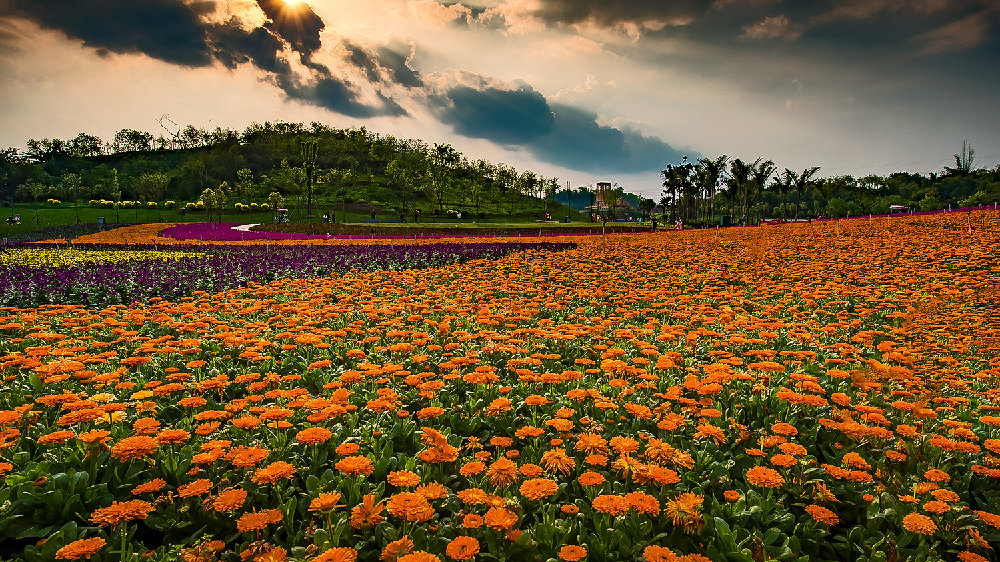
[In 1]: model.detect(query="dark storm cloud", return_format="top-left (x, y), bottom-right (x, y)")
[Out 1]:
top-left (376, 46), bottom-right (424, 88)
top-left (254, 0), bottom-right (325, 59)
top-left (433, 82), bottom-right (688, 172)
top-left (530, 0), bottom-right (712, 26)
top-left (5, 0), bottom-right (215, 66)
top-left (342, 42), bottom-right (424, 88)
top-left (435, 85), bottom-right (554, 144)
top-left (532, 105), bottom-right (689, 174)
top-left (207, 18), bottom-right (288, 74)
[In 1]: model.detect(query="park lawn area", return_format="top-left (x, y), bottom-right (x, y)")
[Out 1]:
top-left (0, 211), bottom-right (997, 562)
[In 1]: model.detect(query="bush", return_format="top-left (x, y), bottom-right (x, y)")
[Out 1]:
top-left (164, 200), bottom-right (175, 208)
top-left (46, 198), bottom-right (61, 206)
top-left (147, 201), bottom-right (158, 208)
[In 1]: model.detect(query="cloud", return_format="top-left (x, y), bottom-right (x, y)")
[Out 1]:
top-left (207, 18), bottom-right (289, 74)
top-left (528, 0), bottom-right (711, 29)
top-left (913, 11), bottom-right (993, 53)
top-left (5, 0), bottom-right (215, 66)
top-left (429, 77), bottom-right (688, 172)
top-left (341, 41), bottom-right (424, 88)
top-left (740, 14), bottom-right (803, 41)
top-left (433, 84), bottom-right (555, 144)
top-left (254, 0), bottom-right (325, 59)
top-left (813, 0), bottom-right (952, 23)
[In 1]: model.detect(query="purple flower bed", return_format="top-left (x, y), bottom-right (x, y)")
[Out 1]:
top-left (0, 241), bottom-right (574, 308)
top-left (161, 222), bottom-right (626, 241)
top-left (160, 222), bottom-right (337, 241)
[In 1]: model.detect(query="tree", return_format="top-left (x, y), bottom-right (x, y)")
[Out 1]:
top-left (639, 198), bottom-right (655, 221)
top-left (134, 172), bottom-right (169, 204)
top-left (749, 159), bottom-right (776, 222)
top-left (775, 169), bottom-right (796, 220)
top-left (944, 140), bottom-right (975, 176)
top-left (661, 157), bottom-right (693, 222)
top-left (111, 129), bottom-right (153, 153)
top-left (68, 133), bottom-right (105, 157)
top-left (695, 155), bottom-right (727, 223)
top-left (301, 139), bottom-right (318, 217)
top-left (235, 168), bottom-right (254, 197)
top-left (58, 172), bottom-right (83, 224)
top-left (725, 158), bottom-right (753, 222)
top-left (792, 166), bottom-right (820, 220)
top-left (425, 143), bottom-right (459, 213)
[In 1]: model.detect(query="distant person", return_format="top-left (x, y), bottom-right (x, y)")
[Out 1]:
top-left (400, 212), bottom-right (406, 222)
top-left (323, 213), bottom-right (330, 223)
top-left (370, 210), bottom-right (376, 220)
top-left (651, 217), bottom-right (657, 232)
top-left (456, 211), bottom-right (462, 220)
top-left (739, 214), bottom-right (746, 226)
top-left (414, 209), bottom-right (420, 222)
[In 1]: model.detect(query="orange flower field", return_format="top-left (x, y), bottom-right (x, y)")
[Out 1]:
top-left (2, 211), bottom-right (999, 562)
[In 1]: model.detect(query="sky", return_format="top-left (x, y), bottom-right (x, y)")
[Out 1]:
top-left (1, 0), bottom-right (999, 199)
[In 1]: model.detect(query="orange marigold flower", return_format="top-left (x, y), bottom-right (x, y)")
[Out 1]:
top-left (296, 427), bottom-right (333, 445)
top-left (746, 466), bottom-right (785, 488)
top-left (975, 510), bottom-right (1000, 529)
top-left (643, 545), bottom-right (677, 562)
top-left (90, 500), bottom-right (154, 527)
top-left (770, 454), bottom-right (797, 468)
top-left (350, 494), bottom-right (386, 529)
top-left (336, 455), bottom-right (374, 476)
top-left (177, 478), bottom-right (212, 498)
top-left (213, 488), bottom-right (248, 512)
top-left (484, 506), bottom-right (517, 530)
top-left (460, 461), bottom-right (486, 477)
top-left (664, 492), bottom-right (705, 534)
top-left (540, 448), bottom-right (576, 476)
top-left (336, 442), bottom-right (361, 456)
top-left (558, 545), bottom-right (587, 561)
top-left (724, 490), bottom-right (741, 502)
top-left (38, 430), bottom-right (75, 445)
top-left (236, 510), bottom-right (274, 533)
top-left (924, 468), bottom-right (950, 483)
top-left (487, 457), bottom-right (519, 487)
top-left (416, 482), bottom-right (448, 500)
top-left (380, 536), bottom-right (414, 562)
top-left (957, 552), bottom-right (989, 562)
top-left (227, 446), bottom-right (269, 468)
top-left (902, 512), bottom-right (937, 535)
top-left (310, 492), bottom-right (345, 513)
top-left (109, 436), bottom-right (158, 462)
top-left (520, 478), bottom-right (559, 501)
top-left (923, 500), bottom-right (950, 514)
top-left (155, 428), bottom-right (190, 445)
top-left (386, 492), bottom-right (435, 523)
top-left (592, 495), bottom-right (629, 516)
top-left (694, 424), bottom-right (726, 445)
top-left (387, 470), bottom-right (421, 487)
top-left (78, 430), bottom-right (111, 445)
top-left (771, 422), bottom-right (798, 436)
top-left (625, 491), bottom-right (660, 515)
top-left (805, 504), bottom-right (839, 526)
top-left (252, 461), bottom-right (296, 485)
top-left (462, 513), bottom-right (484, 529)
top-left (314, 547), bottom-right (358, 562)
top-left (55, 537), bottom-right (106, 560)
top-left (131, 478), bottom-right (166, 496)
top-left (397, 552), bottom-right (440, 562)
top-left (445, 536), bottom-right (480, 561)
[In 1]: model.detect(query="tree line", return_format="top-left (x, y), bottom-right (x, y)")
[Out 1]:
top-left (0, 122), bottom-right (573, 220)
top-left (659, 143), bottom-right (1000, 227)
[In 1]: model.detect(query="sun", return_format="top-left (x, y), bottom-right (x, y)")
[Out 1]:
top-left (282, 0), bottom-right (309, 8)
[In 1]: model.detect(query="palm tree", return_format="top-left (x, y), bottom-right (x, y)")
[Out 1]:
top-left (792, 166), bottom-right (820, 220)
top-left (696, 155), bottom-right (727, 224)
top-left (726, 158), bottom-right (753, 222)
top-left (776, 169), bottom-right (796, 220)
top-left (749, 159), bottom-right (776, 222)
